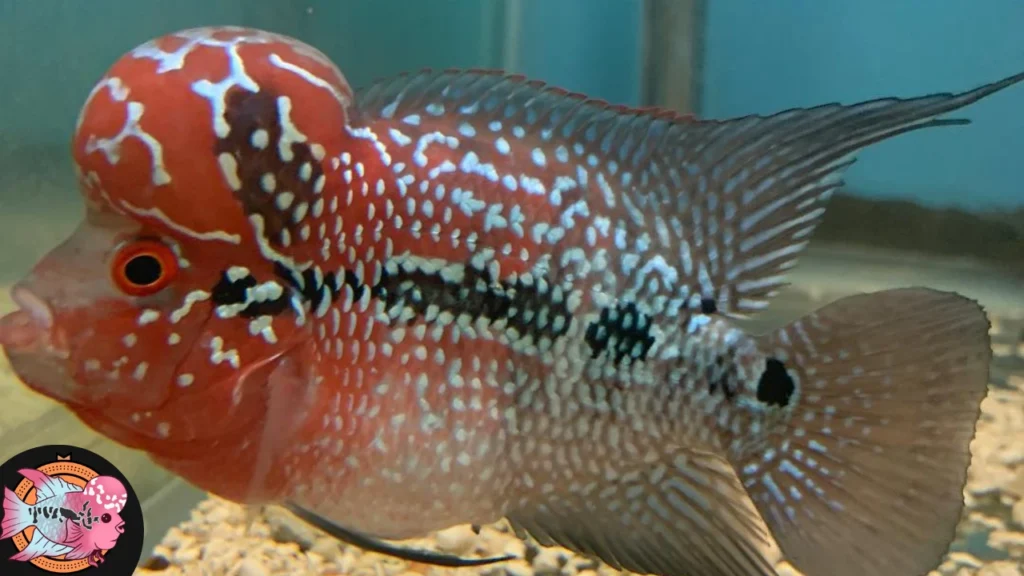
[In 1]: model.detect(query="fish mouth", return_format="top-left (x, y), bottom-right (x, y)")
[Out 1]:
top-left (0, 286), bottom-right (78, 402)
top-left (116, 521), bottom-right (125, 534)
top-left (0, 286), bottom-right (67, 356)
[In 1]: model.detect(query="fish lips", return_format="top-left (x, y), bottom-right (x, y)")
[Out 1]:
top-left (1, 286), bottom-right (77, 402)
top-left (0, 286), bottom-right (67, 353)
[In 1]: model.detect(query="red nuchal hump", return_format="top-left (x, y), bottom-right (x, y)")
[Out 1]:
top-left (72, 27), bottom-right (354, 253)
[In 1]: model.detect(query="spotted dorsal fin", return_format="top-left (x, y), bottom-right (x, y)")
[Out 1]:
top-left (352, 68), bottom-right (1024, 317)
top-left (17, 468), bottom-right (81, 502)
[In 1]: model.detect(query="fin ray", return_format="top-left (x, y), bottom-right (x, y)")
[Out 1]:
top-left (354, 69), bottom-right (1024, 317)
top-left (1, 488), bottom-right (32, 540)
top-left (9, 528), bottom-right (74, 562)
top-left (743, 287), bottom-right (991, 576)
top-left (505, 447), bottom-right (779, 576)
top-left (17, 468), bottom-right (81, 502)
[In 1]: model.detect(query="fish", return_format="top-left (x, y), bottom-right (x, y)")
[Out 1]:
top-left (0, 25), bottom-right (1015, 576)
top-left (1, 469), bottom-right (127, 567)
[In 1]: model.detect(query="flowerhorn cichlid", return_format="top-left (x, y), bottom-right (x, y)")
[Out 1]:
top-left (1, 26), bottom-right (1017, 576)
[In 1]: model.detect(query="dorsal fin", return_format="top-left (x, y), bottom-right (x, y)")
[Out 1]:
top-left (351, 68), bottom-right (1024, 317)
top-left (17, 468), bottom-right (81, 502)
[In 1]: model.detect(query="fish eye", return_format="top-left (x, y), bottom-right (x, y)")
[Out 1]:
top-left (101, 513), bottom-right (111, 523)
top-left (111, 239), bottom-right (180, 297)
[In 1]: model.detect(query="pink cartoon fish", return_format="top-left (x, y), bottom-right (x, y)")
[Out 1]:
top-left (0, 25), bottom-right (1018, 576)
top-left (1, 470), bottom-right (127, 567)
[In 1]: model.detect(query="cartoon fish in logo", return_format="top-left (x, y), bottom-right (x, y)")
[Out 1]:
top-left (1, 470), bottom-right (127, 567)
top-left (0, 26), bottom-right (1016, 576)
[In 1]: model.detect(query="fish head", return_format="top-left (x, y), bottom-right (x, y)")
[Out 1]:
top-left (0, 27), bottom-right (353, 456)
top-left (90, 508), bottom-right (125, 550)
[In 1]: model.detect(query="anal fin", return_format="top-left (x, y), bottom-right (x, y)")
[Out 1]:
top-left (505, 444), bottom-right (781, 576)
top-left (9, 528), bottom-right (74, 562)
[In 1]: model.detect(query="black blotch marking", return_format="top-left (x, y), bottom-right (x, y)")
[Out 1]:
top-left (584, 302), bottom-right (655, 364)
top-left (272, 262), bottom-right (356, 315)
top-left (700, 297), bottom-right (717, 314)
top-left (271, 257), bottom-right (572, 343)
top-left (371, 262), bottom-right (571, 342)
top-left (757, 358), bottom-right (795, 407)
top-left (124, 254), bottom-right (163, 285)
top-left (211, 270), bottom-right (290, 318)
top-left (216, 89), bottom-right (324, 248)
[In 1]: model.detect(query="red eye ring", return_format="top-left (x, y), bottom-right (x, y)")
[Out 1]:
top-left (111, 239), bottom-right (180, 297)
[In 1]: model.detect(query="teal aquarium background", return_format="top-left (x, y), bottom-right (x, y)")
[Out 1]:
top-left (2, 0), bottom-right (1021, 210)
top-left (702, 0), bottom-right (1024, 211)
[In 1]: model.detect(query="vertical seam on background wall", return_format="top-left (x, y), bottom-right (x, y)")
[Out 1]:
top-left (639, 0), bottom-right (654, 106)
top-left (502, 0), bottom-right (522, 72)
top-left (639, 0), bottom-right (702, 114)
top-left (478, 0), bottom-right (504, 69)
top-left (692, 0), bottom-right (707, 116)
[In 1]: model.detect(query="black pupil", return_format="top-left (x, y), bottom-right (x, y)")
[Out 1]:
top-left (101, 513), bottom-right (111, 523)
top-left (124, 254), bottom-right (163, 286)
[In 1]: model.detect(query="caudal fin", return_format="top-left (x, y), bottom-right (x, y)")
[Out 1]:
top-left (1, 487), bottom-right (32, 539)
top-left (740, 287), bottom-right (991, 576)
